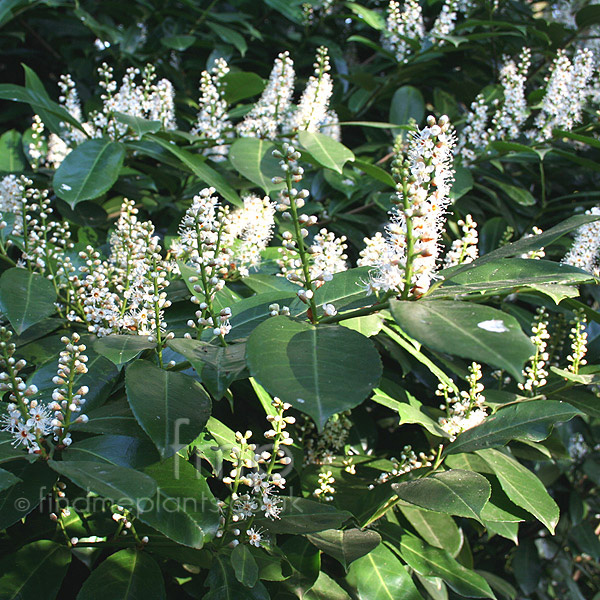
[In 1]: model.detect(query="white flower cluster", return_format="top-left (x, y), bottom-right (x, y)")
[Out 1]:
top-left (383, 0), bottom-right (472, 63)
top-left (272, 144), bottom-right (347, 312)
top-left (71, 199), bottom-right (171, 338)
top-left (519, 308), bottom-right (550, 395)
top-left (567, 432), bottom-right (589, 461)
top-left (458, 48), bottom-right (531, 161)
top-left (437, 362), bottom-right (488, 441)
top-left (562, 206), bottom-right (600, 277)
top-left (0, 330), bottom-right (89, 453)
top-left (299, 411), bottom-right (352, 465)
top-left (567, 308), bottom-right (588, 374)
top-left (191, 58), bottom-right (232, 162)
top-left (237, 51), bottom-right (295, 140)
top-left (443, 214), bottom-right (479, 268)
top-left (533, 48), bottom-right (595, 141)
top-left (313, 470), bottom-right (336, 502)
top-left (361, 115), bottom-right (456, 296)
top-left (217, 397), bottom-right (294, 548)
top-left (34, 64), bottom-right (176, 168)
top-left (374, 445), bottom-right (437, 486)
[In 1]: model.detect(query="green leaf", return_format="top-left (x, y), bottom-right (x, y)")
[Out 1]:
top-left (22, 64), bottom-right (67, 136)
top-left (76, 549), bottom-right (165, 600)
top-left (229, 137), bottom-right (285, 193)
top-left (49, 460), bottom-right (157, 508)
top-left (390, 300), bottom-right (534, 381)
top-left (66, 434), bottom-right (160, 468)
top-left (0, 268), bottom-right (57, 334)
top-left (0, 540), bottom-right (71, 600)
top-left (346, 2), bottom-right (386, 29)
top-left (476, 449), bottom-right (559, 533)
top-left (0, 461), bottom-right (57, 529)
top-left (246, 316), bottom-right (382, 428)
top-left (255, 497), bottom-right (350, 534)
top-left (147, 135), bottom-right (241, 206)
top-left (347, 543), bottom-right (424, 600)
top-left (231, 544), bottom-right (259, 587)
top-left (435, 259), bottom-right (593, 299)
top-left (70, 399), bottom-right (147, 438)
top-left (341, 313), bottom-right (384, 337)
top-left (139, 457), bottom-right (219, 548)
top-left (398, 504), bottom-right (462, 556)
top-left (298, 131), bottom-right (355, 174)
top-left (205, 556), bottom-right (270, 600)
top-left (313, 266), bottom-right (372, 313)
top-left (398, 533), bottom-right (496, 598)
top-left (0, 83), bottom-right (87, 135)
top-left (160, 34), bottom-right (195, 50)
top-left (263, 0), bottom-right (303, 23)
top-left (167, 338), bottom-right (246, 399)
top-left (353, 158), bottom-right (396, 187)
top-left (125, 360), bottom-right (212, 458)
top-left (445, 400), bottom-right (582, 454)
top-left (222, 72), bottom-right (265, 103)
top-left (0, 467), bottom-right (20, 492)
top-left (512, 541), bottom-right (540, 596)
top-left (53, 138), bottom-right (125, 207)
top-left (576, 4), bottom-right (600, 27)
top-left (207, 22), bottom-right (247, 56)
top-left (0, 130), bottom-right (26, 172)
top-left (114, 112), bottom-right (162, 137)
top-left (305, 572), bottom-right (352, 600)
top-left (0, 432), bottom-right (37, 465)
top-left (392, 470), bottom-right (491, 523)
top-left (306, 528), bottom-right (381, 570)
top-left (389, 86), bottom-right (425, 127)
top-left (93, 334), bottom-right (156, 365)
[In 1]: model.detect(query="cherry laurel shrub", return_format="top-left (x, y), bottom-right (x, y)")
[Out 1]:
top-left (0, 1), bottom-right (599, 598)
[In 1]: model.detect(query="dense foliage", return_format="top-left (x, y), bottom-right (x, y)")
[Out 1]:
top-left (0, 1), bottom-right (600, 598)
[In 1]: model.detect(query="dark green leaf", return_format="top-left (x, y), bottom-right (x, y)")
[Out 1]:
top-left (114, 112), bottom-right (162, 137)
top-left (125, 360), bottom-right (212, 458)
top-left (229, 137), bottom-right (285, 193)
top-left (0, 268), bottom-right (57, 334)
top-left (76, 549), bottom-right (165, 600)
top-left (0, 540), bottom-right (71, 600)
top-left (0, 467), bottom-right (21, 492)
top-left (347, 543), bottom-right (424, 600)
top-left (231, 544), bottom-right (259, 587)
top-left (66, 434), bottom-right (160, 468)
top-left (222, 72), bottom-right (265, 103)
top-left (0, 130), bottom-right (26, 172)
top-left (205, 555), bottom-right (270, 600)
top-left (93, 334), bottom-right (155, 365)
top-left (298, 131), bottom-right (355, 174)
top-left (389, 86), bottom-right (425, 127)
top-left (246, 316), bottom-right (382, 428)
top-left (392, 470), bottom-right (491, 523)
top-left (306, 528), bottom-right (381, 570)
top-left (445, 401), bottom-right (582, 454)
top-left (53, 138), bottom-right (125, 207)
top-left (390, 300), bottom-right (534, 381)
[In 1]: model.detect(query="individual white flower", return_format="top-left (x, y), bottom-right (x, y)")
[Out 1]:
top-left (562, 206), bottom-right (600, 277)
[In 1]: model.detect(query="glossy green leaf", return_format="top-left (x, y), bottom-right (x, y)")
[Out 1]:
top-left (255, 497), bottom-right (350, 534)
top-left (392, 470), bottom-right (491, 523)
top-left (0, 540), bottom-right (71, 600)
top-left (53, 138), bottom-right (125, 207)
top-left (389, 86), bottom-right (425, 126)
top-left (0, 432), bottom-right (37, 465)
top-left (445, 400), bottom-right (582, 454)
top-left (70, 399), bottom-right (147, 438)
top-left (114, 112), bottom-right (162, 136)
top-left (229, 137), bottom-right (285, 193)
top-left (222, 71), bottom-right (265, 103)
top-left (138, 456), bottom-right (219, 548)
top-left (76, 549), bottom-right (165, 600)
top-left (0, 268), bottom-right (57, 334)
top-left (125, 360), bottom-right (212, 458)
top-left (49, 460), bottom-right (157, 509)
top-left (207, 22), bottom-right (247, 55)
top-left (0, 130), bottom-right (26, 172)
top-left (576, 4), bottom-right (600, 27)
top-left (346, 2), bottom-right (385, 29)
top-left (398, 534), bottom-right (495, 598)
top-left (231, 543), bottom-right (259, 587)
top-left (66, 434), bottom-right (160, 468)
top-left (512, 541), bottom-right (540, 596)
top-left (298, 130), bottom-right (354, 174)
top-left (148, 135), bottom-right (241, 206)
top-left (435, 259), bottom-right (594, 299)
top-left (341, 313), bottom-right (384, 337)
top-left (246, 316), bottom-right (382, 428)
top-left (476, 449), bottom-right (559, 533)
top-left (390, 300), bottom-right (534, 381)
top-left (205, 555), bottom-right (270, 600)
top-left (306, 528), bottom-right (381, 570)
top-left (93, 334), bottom-right (155, 365)
top-left (353, 158), bottom-right (396, 187)
top-left (347, 543), bottom-right (424, 600)
top-left (313, 266), bottom-right (372, 314)
top-left (305, 572), bottom-right (352, 600)
top-left (398, 504), bottom-right (463, 556)
top-left (0, 461), bottom-right (57, 529)
top-left (0, 467), bottom-right (20, 492)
